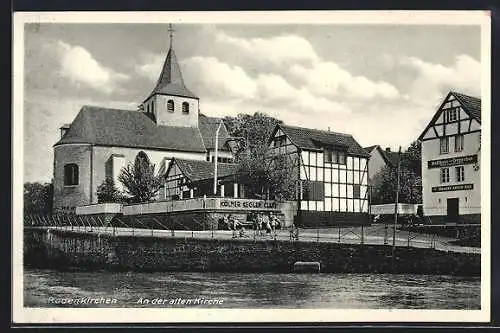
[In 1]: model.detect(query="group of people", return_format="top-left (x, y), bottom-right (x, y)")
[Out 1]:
top-left (251, 212), bottom-right (281, 236)
top-left (219, 212), bottom-right (282, 238)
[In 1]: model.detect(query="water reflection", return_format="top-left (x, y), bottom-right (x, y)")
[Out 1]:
top-left (24, 269), bottom-right (480, 309)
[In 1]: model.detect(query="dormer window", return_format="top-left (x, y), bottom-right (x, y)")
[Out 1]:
top-left (60, 124), bottom-right (71, 139)
top-left (167, 100), bottom-right (174, 112)
top-left (182, 102), bottom-right (189, 114)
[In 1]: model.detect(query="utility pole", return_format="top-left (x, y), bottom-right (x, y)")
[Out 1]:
top-left (213, 119), bottom-right (223, 196)
top-left (392, 146), bottom-right (402, 258)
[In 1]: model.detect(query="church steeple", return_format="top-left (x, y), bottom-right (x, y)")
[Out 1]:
top-left (147, 23), bottom-right (197, 100)
top-left (143, 24), bottom-right (200, 128)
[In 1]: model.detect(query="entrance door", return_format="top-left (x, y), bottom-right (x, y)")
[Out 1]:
top-left (446, 198), bottom-right (459, 223)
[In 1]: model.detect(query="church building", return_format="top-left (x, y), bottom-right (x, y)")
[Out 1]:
top-left (53, 27), bottom-right (234, 214)
top-left (418, 91), bottom-right (481, 224)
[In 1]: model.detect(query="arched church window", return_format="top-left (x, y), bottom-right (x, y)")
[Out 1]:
top-left (64, 164), bottom-right (79, 186)
top-left (167, 100), bottom-right (174, 112)
top-left (182, 102), bottom-right (190, 114)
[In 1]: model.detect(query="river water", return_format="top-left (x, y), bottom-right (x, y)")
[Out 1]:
top-left (23, 268), bottom-right (480, 309)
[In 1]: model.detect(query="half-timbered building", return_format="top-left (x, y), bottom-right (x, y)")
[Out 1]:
top-left (267, 124), bottom-right (371, 227)
top-left (418, 91), bottom-right (481, 224)
top-left (164, 158), bottom-right (241, 200)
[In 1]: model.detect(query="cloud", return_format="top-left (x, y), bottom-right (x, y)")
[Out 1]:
top-left (51, 41), bottom-right (129, 94)
top-left (180, 55), bottom-right (351, 117)
top-left (125, 27), bottom-right (481, 150)
top-left (211, 28), bottom-right (399, 101)
top-left (135, 53), bottom-right (163, 81)
top-left (182, 56), bottom-right (258, 100)
top-left (23, 91), bottom-right (137, 183)
top-left (289, 61), bottom-right (400, 100)
top-left (400, 54), bottom-right (481, 104)
top-left (213, 30), bottom-right (319, 66)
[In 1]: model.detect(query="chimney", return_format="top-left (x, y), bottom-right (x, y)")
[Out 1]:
top-left (328, 127), bottom-right (331, 132)
top-left (385, 147), bottom-right (391, 152)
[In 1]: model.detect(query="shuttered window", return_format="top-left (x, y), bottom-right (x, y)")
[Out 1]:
top-left (302, 180), bottom-right (324, 201)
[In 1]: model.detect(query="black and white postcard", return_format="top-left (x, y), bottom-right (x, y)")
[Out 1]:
top-left (12, 11), bottom-right (491, 324)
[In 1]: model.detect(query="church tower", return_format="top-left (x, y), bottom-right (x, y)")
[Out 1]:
top-left (143, 24), bottom-right (199, 128)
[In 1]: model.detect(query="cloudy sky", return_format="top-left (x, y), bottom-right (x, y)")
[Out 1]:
top-left (22, 22), bottom-right (481, 183)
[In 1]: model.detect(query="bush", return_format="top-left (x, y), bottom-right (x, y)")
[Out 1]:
top-left (96, 178), bottom-right (122, 203)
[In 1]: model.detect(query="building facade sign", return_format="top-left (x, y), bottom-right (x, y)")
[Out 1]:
top-left (218, 198), bottom-right (278, 211)
top-left (427, 155), bottom-right (478, 169)
top-left (431, 184), bottom-right (474, 192)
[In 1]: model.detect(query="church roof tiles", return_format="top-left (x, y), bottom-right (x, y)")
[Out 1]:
top-left (145, 48), bottom-right (198, 101)
top-left (198, 116), bottom-right (232, 152)
top-left (54, 105), bottom-right (207, 153)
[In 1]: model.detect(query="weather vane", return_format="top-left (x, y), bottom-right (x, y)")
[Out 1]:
top-left (168, 23), bottom-right (176, 48)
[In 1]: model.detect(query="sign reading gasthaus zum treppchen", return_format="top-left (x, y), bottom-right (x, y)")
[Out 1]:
top-left (427, 154), bottom-right (478, 169)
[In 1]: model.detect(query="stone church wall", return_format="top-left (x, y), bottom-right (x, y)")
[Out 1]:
top-left (53, 144), bottom-right (93, 213)
top-left (92, 146), bottom-right (206, 203)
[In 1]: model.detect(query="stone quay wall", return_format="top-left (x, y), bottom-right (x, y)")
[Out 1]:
top-left (24, 227), bottom-right (480, 276)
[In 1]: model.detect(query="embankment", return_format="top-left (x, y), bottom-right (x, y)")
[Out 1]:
top-left (24, 227), bottom-right (479, 276)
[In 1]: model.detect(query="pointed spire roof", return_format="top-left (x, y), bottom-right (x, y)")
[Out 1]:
top-left (145, 26), bottom-right (198, 101)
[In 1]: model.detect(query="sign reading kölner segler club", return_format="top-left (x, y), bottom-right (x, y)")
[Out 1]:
top-left (427, 154), bottom-right (478, 169)
top-left (218, 199), bottom-right (278, 211)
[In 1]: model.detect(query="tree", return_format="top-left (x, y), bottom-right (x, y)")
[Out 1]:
top-left (118, 154), bottom-right (162, 203)
top-left (236, 138), bottom-right (297, 201)
top-left (265, 153), bottom-right (297, 201)
top-left (401, 140), bottom-right (421, 177)
top-left (370, 142), bottom-right (422, 205)
top-left (224, 112), bottom-right (295, 200)
top-left (24, 181), bottom-right (53, 215)
top-left (96, 178), bottom-right (122, 203)
top-left (236, 145), bottom-right (268, 199)
top-left (223, 112), bottom-right (282, 160)
top-left (371, 166), bottom-right (422, 205)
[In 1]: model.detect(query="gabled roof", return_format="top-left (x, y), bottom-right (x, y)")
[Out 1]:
top-left (277, 124), bottom-right (370, 157)
top-left (451, 91), bottom-right (481, 123)
top-left (364, 144), bottom-right (399, 167)
top-left (169, 158), bottom-right (239, 182)
top-left (363, 145), bottom-right (378, 153)
top-left (418, 91), bottom-right (481, 141)
top-left (54, 105), bottom-right (207, 153)
top-left (145, 47), bottom-right (198, 101)
top-left (198, 116), bottom-right (232, 152)
top-left (381, 149), bottom-right (400, 167)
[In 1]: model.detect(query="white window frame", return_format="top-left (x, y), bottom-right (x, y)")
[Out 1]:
top-left (447, 108), bottom-right (458, 122)
top-left (455, 166), bottom-right (465, 182)
top-left (440, 137), bottom-right (449, 154)
top-left (454, 134), bottom-right (464, 152)
top-left (440, 168), bottom-right (450, 183)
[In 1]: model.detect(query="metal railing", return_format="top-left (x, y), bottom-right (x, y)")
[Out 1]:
top-left (23, 214), bottom-right (480, 254)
